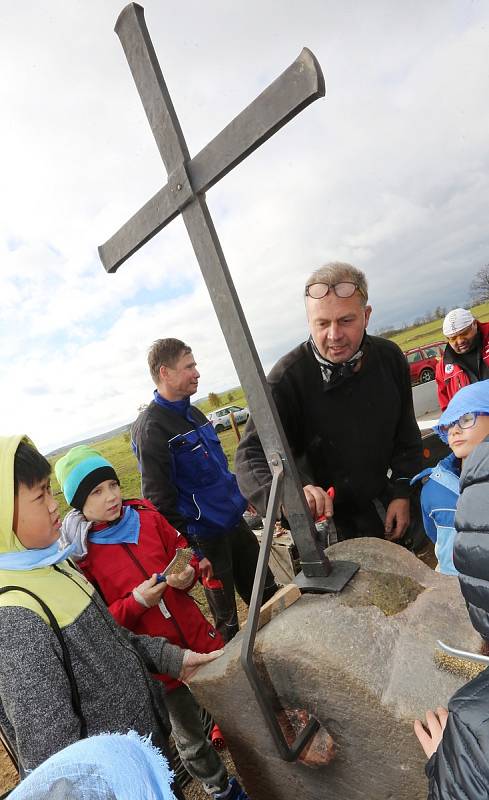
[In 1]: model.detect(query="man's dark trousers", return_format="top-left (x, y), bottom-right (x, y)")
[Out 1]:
top-left (198, 519), bottom-right (278, 643)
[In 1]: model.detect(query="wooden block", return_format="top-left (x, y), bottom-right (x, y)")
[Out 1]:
top-left (244, 583), bottom-right (302, 631)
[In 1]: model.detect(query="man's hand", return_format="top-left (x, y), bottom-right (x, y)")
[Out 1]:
top-left (199, 557), bottom-right (213, 580)
top-left (414, 707), bottom-right (448, 758)
top-left (303, 485), bottom-right (334, 520)
top-left (166, 565), bottom-right (195, 591)
top-left (179, 648), bottom-right (224, 682)
top-left (384, 498), bottom-right (410, 541)
top-left (133, 574), bottom-right (167, 608)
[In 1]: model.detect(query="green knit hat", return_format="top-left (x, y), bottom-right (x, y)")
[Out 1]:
top-left (55, 445), bottom-right (118, 510)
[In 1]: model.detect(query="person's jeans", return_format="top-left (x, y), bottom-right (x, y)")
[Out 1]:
top-left (165, 684), bottom-right (228, 794)
top-left (199, 519), bottom-right (278, 643)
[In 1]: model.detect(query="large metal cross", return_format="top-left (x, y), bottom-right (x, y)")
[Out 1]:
top-left (99, 3), bottom-right (358, 597)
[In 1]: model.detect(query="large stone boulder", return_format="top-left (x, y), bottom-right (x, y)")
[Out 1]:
top-left (189, 538), bottom-right (480, 800)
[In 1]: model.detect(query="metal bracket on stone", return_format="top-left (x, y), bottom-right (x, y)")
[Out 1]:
top-left (241, 454), bottom-right (320, 761)
top-left (438, 639), bottom-right (489, 665)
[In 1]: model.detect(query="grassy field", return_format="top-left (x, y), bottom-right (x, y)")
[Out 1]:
top-left (390, 301), bottom-right (489, 350)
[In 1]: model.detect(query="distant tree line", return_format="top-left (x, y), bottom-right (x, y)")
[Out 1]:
top-left (375, 306), bottom-right (448, 338)
top-left (207, 391), bottom-right (236, 408)
top-left (376, 264), bottom-right (489, 338)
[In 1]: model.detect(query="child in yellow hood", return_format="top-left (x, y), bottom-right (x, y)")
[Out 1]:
top-left (0, 435), bottom-right (220, 790)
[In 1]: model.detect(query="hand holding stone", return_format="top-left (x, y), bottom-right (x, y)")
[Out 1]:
top-left (166, 564), bottom-right (195, 591)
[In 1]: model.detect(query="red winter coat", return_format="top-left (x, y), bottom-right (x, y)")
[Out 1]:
top-left (77, 498), bottom-right (224, 692)
top-left (435, 321), bottom-right (489, 410)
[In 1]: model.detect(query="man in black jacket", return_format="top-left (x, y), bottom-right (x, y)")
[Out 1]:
top-left (235, 262), bottom-right (423, 542)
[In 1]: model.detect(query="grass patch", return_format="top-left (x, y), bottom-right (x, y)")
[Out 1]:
top-left (390, 301), bottom-right (489, 351)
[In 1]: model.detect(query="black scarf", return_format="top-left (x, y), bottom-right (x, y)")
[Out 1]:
top-left (309, 334), bottom-right (364, 391)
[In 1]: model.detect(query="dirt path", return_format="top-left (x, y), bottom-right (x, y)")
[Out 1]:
top-left (183, 749), bottom-right (239, 799)
top-left (0, 745), bottom-right (18, 796)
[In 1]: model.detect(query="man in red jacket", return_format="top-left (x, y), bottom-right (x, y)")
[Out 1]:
top-left (435, 307), bottom-right (489, 410)
top-left (56, 445), bottom-right (249, 800)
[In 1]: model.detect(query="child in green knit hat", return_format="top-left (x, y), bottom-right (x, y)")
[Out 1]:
top-left (56, 445), bottom-right (248, 800)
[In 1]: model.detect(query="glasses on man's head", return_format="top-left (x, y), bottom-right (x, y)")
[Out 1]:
top-left (305, 281), bottom-right (366, 300)
top-left (439, 411), bottom-right (489, 436)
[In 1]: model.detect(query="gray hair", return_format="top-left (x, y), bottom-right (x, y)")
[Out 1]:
top-left (305, 262), bottom-right (368, 305)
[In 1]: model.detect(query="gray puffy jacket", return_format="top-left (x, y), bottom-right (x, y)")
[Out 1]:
top-left (425, 437), bottom-right (489, 798)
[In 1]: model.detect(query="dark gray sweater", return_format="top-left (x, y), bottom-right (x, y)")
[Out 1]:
top-left (0, 575), bottom-right (184, 772)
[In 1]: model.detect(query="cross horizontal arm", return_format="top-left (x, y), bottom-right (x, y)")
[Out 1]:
top-left (190, 47), bottom-right (325, 195)
top-left (99, 46), bottom-right (325, 273)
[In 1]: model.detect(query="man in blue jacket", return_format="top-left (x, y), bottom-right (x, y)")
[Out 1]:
top-left (132, 338), bottom-right (278, 642)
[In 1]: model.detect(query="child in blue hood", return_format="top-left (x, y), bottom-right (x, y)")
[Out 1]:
top-left (412, 381), bottom-right (489, 575)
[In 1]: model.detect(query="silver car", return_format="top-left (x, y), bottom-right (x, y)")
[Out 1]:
top-left (207, 405), bottom-right (249, 433)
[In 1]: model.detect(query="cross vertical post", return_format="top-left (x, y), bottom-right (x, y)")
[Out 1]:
top-left (99, 3), bottom-right (359, 593)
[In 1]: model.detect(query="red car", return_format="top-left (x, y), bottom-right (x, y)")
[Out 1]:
top-left (404, 341), bottom-right (446, 384)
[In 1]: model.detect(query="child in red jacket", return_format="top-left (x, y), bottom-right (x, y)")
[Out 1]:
top-left (55, 445), bottom-right (249, 800)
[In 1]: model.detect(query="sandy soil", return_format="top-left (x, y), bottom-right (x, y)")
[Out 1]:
top-left (0, 745), bottom-right (18, 796)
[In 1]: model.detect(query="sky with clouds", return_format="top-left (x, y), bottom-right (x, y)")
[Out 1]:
top-left (1, 0), bottom-right (489, 452)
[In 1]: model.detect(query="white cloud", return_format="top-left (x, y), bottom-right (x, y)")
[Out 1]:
top-left (2, 0), bottom-right (489, 450)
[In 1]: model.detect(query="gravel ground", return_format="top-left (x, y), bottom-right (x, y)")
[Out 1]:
top-left (182, 748), bottom-right (240, 799)
top-left (0, 745), bottom-right (18, 796)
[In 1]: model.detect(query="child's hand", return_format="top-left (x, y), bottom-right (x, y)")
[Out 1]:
top-left (179, 648), bottom-right (224, 682)
top-left (132, 574), bottom-right (167, 608)
top-left (413, 707), bottom-right (448, 758)
top-left (166, 565), bottom-right (195, 591)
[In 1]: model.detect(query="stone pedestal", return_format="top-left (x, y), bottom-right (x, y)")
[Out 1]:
top-left (189, 538), bottom-right (479, 800)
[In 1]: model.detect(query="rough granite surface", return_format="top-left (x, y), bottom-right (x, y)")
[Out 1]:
top-left (189, 538), bottom-right (479, 800)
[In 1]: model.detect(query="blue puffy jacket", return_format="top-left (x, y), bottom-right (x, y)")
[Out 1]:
top-left (411, 452), bottom-right (460, 576)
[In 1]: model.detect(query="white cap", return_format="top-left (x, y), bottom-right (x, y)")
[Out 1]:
top-left (442, 308), bottom-right (475, 337)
